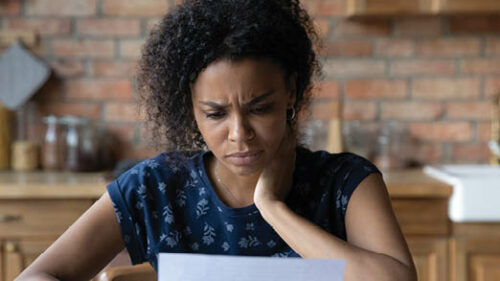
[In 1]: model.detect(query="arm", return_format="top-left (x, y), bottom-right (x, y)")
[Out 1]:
top-left (255, 173), bottom-right (417, 281)
top-left (15, 192), bottom-right (125, 281)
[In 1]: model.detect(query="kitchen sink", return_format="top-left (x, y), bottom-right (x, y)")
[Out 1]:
top-left (424, 165), bottom-right (500, 222)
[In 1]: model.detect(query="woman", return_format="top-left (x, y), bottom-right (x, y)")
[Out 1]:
top-left (16, 0), bottom-right (417, 280)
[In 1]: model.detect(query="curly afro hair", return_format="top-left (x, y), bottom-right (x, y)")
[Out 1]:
top-left (138, 0), bottom-right (321, 152)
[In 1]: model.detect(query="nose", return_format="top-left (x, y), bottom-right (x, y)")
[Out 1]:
top-left (228, 112), bottom-right (255, 143)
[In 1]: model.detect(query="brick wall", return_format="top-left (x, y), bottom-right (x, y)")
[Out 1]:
top-left (1, 0), bottom-right (497, 164)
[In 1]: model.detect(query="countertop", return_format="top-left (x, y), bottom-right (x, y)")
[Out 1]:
top-left (0, 171), bottom-right (108, 199)
top-left (0, 169), bottom-right (452, 200)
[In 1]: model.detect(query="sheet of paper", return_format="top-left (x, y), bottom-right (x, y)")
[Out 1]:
top-left (158, 253), bottom-right (345, 281)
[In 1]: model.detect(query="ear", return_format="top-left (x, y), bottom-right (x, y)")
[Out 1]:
top-left (286, 73), bottom-right (297, 109)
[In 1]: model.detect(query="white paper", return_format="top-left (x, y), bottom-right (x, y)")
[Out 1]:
top-left (158, 253), bottom-right (345, 281)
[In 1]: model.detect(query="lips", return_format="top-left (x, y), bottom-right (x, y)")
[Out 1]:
top-left (225, 150), bottom-right (263, 166)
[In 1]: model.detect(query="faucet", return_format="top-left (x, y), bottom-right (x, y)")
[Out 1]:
top-left (490, 92), bottom-right (500, 165)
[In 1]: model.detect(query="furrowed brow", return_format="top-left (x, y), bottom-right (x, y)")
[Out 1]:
top-left (246, 91), bottom-right (275, 106)
top-left (198, 101), bottom-right (229, 109)
top-left (198, 91), bottom-right (275, 108)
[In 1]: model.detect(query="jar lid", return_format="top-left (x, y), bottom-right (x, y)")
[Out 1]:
top-left (42, 115), bottom-right (58, 124)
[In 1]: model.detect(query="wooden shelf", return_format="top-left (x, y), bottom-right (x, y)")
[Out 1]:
top-left (346, 0), bottom-right (500, 16)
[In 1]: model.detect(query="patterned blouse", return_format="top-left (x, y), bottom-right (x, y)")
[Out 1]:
top-left (107, 146), bottom-right (380, 271)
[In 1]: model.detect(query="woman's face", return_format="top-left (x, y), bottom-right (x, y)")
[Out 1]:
top-left (191, 58), bottom-right (295, 177)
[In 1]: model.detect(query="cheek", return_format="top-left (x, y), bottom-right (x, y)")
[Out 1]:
top-left (256, 114), bottom-right (288, 144)
top-left (196, 119), bottom-right (225, 147)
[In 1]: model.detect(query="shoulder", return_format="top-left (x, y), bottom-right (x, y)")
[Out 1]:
top-left (296, 146), bottom-right (379, 179)
top-left (110, 150), bottom-right (204, 194)
top-left (295, 147), bottom-right (381, 211)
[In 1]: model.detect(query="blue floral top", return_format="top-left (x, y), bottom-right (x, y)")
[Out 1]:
top-left (107, 146), bottom-right (380, 271)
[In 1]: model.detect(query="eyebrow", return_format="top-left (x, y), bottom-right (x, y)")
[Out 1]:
top-left (198, 91), bottom-right (275, 108)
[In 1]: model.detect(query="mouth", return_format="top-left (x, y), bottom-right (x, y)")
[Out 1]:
top-left (225, 150), bottom-right (263, 166)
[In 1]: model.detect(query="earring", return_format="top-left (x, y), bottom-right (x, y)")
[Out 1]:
top-left (287, 107), bottom-right (296, 121)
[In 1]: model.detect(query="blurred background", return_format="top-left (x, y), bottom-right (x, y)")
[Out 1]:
top-left (0, 0), bottom-right (499, 171)
top-left (1, 1), bottom-right (500, 281)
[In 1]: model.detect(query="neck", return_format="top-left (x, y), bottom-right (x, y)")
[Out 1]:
top-left (209, 154), bottom-right (259, 207)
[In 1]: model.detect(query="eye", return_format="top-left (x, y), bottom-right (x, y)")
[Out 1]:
top-left (205, 111), bottom-right (226, 119)
top-left (251, 104), bottom-right (273, 114)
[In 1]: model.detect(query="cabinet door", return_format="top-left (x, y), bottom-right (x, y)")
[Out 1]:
top-left (407, 237), bottom-right (448, 281)
top-left (438, 0), bottom-right (500, 13)
top-left (3, 240), bottom-right (54, 281)
top-left (0, 241), bottom-right (3, 281)
top-left (451, 237), bottom-right (500, 281)
top-left (346, 0), bottom-right (436, 16)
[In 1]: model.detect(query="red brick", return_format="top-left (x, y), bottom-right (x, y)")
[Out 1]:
top-left (24, 43), bottom-right (46, 57)
top-left (345, 79), bottom-right (407, 99)
top-left (49, 60), bottom-right (86, 78)
top-left (105, 102), bottom-right (139, 122)
top-left (446, 102), bottom-right (493, 120)
top-left (334, 19), bottom-right (390, 37)
top-left (320, 40), bottom-right (372, 57)
top-left (394, 17), bottom-right (442, 36)
top-left (390, 59), bottom-right (456, 76)
top-left (449, 15), bottom-right (500, 34)
top-left (324, 59), bottom-right (386, 77)
top-left (91, 61), bottom-right (137, 78)
top-left (409, 122), bottom-right (473, 142)
top-left (64, 79), bottom-right (133, 100)
top-left (451, 143), bottom-right (490, 163)
top-left (39, 102), bottom-right (102, 120)
top-left (417, 38), bottom-right (481, 57)
top-left (375, 39), bottom-right (414, 57)
top-left (5, 18), bottom-right (71, 36)
top-left (51, 39), bottom-right (114, 59)
top-left (404, 142), bottom-right (443, 164)
top-left (77, 19), bottom-right (141, 37)
top-left (314, 19), bottom-right (331, 38)
top-left (0, 1), bottom-right (21, 16)
top-left (107, 123), bottom-right (136, 142)
top-left (117, 144), bottom-right (157, 160)
top-left (309, 99), bottom-right (340, 120)
top-left (486, 38), bottom-right (500, 56)
top-left (102, 0), bottom-right (169, 16)
top-left (120, 39), bottom-right (144, 60)
top-left (412, 78), bottom-right (480, 100)
top-left (461, 59), bottom-right (500, 75)
top-left (26, 0), bottom-right (96, 16)
top-left (381, 101), bottom-right (443, 120)
top-left (478, 122), bottom-right (492, 141)
top-left (485, 77), bottom-right (500, 98)
top-left (311, 81), bottom-right (339, 99)
top-left (302, 0), bottom-right (345, 17)
top-left (342, 101), bottom-right (377, 121)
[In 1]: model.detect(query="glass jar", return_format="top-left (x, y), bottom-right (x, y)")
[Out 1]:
top-left (372, 121), bottom-right (404, 171)
top-left (61, 116), bottom-right (84, 172)
top-left (42, 116), bottom-right (64, 170)
top-left (79, 119), bottom-right (99, 172)
top-left (11, 102), bottom-right (40, 171)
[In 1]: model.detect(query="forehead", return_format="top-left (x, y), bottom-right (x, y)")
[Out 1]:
top-left (191, 58), bottom-right (287, 101)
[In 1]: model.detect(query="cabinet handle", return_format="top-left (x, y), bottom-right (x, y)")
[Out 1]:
top-left (5, 241), bottom-right (18, 253)
top-left (0, 214), bottom-right (22, 223)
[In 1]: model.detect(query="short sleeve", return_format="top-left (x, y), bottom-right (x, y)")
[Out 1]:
top-left (107, 168), bottom-right (148, 265)
top-left (336, 153), bottom-right (381, 218)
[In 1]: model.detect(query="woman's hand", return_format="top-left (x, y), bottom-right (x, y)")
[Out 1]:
top-left (254, 125), bottom-right (296, 209)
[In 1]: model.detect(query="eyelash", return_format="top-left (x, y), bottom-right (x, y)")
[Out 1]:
top-left (205, 105), bottom-right (273, 119)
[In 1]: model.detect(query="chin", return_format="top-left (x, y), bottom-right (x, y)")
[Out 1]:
top-left (229, 164), bottom-right (263, 177)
